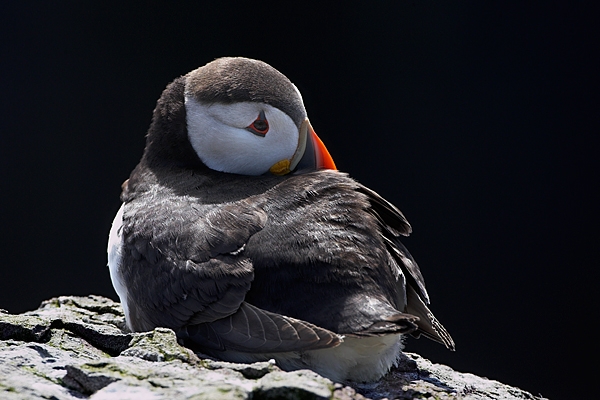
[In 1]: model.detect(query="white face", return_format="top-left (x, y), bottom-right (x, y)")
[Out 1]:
top-left (185, 97), bottom-right (300, 175)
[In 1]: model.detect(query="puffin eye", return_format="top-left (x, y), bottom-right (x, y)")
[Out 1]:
top-left (246, 110), bottom-right (269, 136)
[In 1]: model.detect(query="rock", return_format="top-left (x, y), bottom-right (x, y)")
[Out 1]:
top-left (0, 295), bottom-right (546, 399)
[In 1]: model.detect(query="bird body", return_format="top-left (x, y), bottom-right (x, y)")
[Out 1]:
top-left (108, 57), bottom-right (453, 382)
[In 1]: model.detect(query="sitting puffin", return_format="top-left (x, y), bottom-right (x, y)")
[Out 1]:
top-left (108, 57), bottom-right (454, 382)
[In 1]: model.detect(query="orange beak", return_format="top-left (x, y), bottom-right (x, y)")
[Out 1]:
top-left (310, 125), bottom-right (337, 170)
top-left (290, 118), bottom-right (337, 173)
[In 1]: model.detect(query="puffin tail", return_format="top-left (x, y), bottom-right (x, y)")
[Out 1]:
top-left (406, 285), bottom-right (455, 351)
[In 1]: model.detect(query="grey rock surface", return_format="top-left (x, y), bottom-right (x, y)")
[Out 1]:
top-left (0, 295), bottom-right (545, 399)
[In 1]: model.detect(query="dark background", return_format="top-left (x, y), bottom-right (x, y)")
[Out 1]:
top-left (1, 2), bottom-right (596, 399)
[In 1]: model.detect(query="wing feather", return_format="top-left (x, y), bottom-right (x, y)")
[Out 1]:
top-left (179, 302), bottom-right (341, 353)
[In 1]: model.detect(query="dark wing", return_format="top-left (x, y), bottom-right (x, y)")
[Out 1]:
top-left (120, 196), bottom-right (341, 353)
top-left (239, 171), bottom-right (421, 338)
top-left (359, 184), bottom-right (455, 350)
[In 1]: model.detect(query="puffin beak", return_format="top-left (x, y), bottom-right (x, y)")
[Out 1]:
top-left (290, 118), bottom-right (337, 171)
top-left (269, 118), bottom-right (336, 175)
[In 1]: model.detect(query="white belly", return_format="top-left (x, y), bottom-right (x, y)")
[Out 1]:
top-left (218, 334), bottom-right (404, 382)
top-left (306, 334), bottom-right (404, 382)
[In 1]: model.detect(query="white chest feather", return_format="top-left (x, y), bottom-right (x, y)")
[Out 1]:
top-left (107, 204), bottom-right (131, 328)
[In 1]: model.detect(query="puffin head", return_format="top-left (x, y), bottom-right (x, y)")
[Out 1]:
top-left (142, 57), bottom-right (336, 176)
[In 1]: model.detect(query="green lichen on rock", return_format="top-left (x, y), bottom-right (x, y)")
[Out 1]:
top-left (121, 327), bottom-right (197, 363)
top-left (0, 296), bottom-right (546, 399)
top-left (47, 328), bottom-right (112, 359)
top-left (0, 314), bottom-right (53, 343)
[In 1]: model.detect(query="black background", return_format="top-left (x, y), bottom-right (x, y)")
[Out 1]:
top-left (1, 2), bottom-right (596, 399)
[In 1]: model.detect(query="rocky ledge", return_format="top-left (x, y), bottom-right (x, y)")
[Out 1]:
top-left (0, 295), bottom-right (544, 399)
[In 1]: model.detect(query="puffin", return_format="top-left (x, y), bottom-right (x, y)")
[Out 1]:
top-left (108, 57), bottom-right (454, 383)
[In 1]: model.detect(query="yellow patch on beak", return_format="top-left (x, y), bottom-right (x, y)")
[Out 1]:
top-left (269, 159), bottom-right (291, 175)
